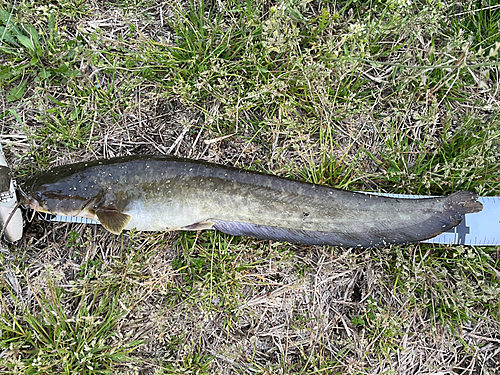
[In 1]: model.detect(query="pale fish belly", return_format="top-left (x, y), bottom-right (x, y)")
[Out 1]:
top-left (123, 198), bottom-right (209, 231)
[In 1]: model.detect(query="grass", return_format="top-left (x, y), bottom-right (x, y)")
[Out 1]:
top-left (0, 269), bottom-right (141, 374)
top-left (0, 0), bottom-right (499, 373)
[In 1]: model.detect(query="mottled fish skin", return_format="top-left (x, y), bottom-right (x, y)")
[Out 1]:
top-left (20, 155), bottom-right (483, 248)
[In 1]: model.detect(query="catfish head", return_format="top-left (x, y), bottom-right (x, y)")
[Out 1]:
top-left (20, 164), bottom-right (132, 235)
top-left (19, 168), bottom-right (103, 220)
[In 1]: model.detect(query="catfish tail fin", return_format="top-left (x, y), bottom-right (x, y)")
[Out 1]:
top-left (445, 191), bottom-right (483, 215)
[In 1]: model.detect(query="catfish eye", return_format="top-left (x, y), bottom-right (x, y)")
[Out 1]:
top-left (35, 192), bottom-right (42, 200)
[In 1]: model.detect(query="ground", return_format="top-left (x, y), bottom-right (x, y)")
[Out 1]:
top-left (0, 0), bottom-right (499, 374)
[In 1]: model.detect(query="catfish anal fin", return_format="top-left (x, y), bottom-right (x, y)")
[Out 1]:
top-left (95, 207), bottom-right (131, 235)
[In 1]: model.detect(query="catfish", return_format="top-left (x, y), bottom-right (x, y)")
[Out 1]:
top-left (20, 155), bottom-right (483, 248)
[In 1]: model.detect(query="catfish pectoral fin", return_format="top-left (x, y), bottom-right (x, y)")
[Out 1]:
top-left (95, 207), bottom-right (131, 235)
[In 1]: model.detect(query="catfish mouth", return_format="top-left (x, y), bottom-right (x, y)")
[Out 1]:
top-left (17, 189), bottom-right (52, 215)
top-left (17, 185), bottom-right (38, 210)
top-left (23, 198), bottom-right (48, 214)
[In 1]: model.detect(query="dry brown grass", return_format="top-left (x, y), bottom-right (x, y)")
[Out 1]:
top-left (0, 0), bottom-right (499, 374)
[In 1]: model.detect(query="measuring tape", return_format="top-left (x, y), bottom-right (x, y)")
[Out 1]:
top-left (40, 194), bottom-right (500, 246)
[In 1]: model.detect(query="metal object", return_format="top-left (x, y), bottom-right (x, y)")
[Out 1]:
top-left (0, 166), bottom-right (12, 200)
top-left (0, 145), bottom-right (23, 242)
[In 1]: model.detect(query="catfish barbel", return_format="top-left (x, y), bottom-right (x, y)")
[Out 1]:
top-left (20, 155), bottom-right (483, 248)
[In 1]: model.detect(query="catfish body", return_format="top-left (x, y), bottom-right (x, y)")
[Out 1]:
top-left (21, 155), bottom-right (483, 248)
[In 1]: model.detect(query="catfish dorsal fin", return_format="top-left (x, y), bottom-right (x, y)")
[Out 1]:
top-left (95, 207), bottom-right (131, 235)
